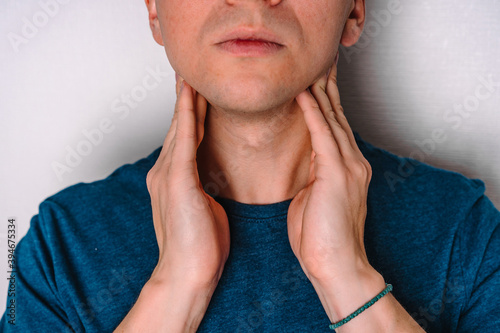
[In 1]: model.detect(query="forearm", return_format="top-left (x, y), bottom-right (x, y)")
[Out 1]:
top-left (310, 267), bottom-right (425, 333)
top-left (114, 276), bottom-right (217, 333)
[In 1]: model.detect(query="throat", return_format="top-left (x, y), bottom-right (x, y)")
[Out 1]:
top-left (196, 103), bottom-right (312, 204)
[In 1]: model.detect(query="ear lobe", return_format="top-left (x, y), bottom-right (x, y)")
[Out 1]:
top-left (340, 0), bottom-right (365, 47)
top-left (145, 0), bottom-right (164, 46)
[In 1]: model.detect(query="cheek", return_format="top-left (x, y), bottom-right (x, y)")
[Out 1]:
top-left (299, 2), bottom-right (344, 56)
top-left (159, 3), bottom-right (203, 76)
top-left (158, 0), bottom-right (345, 102)
top-left (290, 4), bottom-right (342, 83)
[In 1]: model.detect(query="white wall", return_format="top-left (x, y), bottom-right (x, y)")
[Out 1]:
top-left (1, 0), bottom-right (499, 316)
top-left (337, 0), bottom-right (500, 208)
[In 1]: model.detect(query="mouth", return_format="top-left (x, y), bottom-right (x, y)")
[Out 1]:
top-left (217, 39), bottom-right (284, 57)
top-left (215, 28), bottom-right (285, 57)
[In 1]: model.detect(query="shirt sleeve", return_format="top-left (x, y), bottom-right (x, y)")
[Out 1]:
top-left (456, 194), bottom-right (500, 332)
top-left (0, 209), bottom-right (75, 332)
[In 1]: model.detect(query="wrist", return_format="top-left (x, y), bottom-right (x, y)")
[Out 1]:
top-left (115, 270), bottom-right (220, 332)
top-left (310, 266), bottom-right (392, 329)
top-left (151, 261), bottom-right (222, 292)
top-left (147, 265), bottom-right (221, 306)
top-left (142, 275), bottom-right (218, 332)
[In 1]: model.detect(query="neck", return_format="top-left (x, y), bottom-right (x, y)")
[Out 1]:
top-left (196, 99), bottom-right (312, 205)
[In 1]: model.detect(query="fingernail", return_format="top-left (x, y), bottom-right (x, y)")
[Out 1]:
top-left (180, 80), bottom-right (185, 92)
top-left (334, 51), bottom-right (339, 66)
top-left (326, 68), bottom-right (331, 77)
top-left (175, 72), bottom-right (179, 82)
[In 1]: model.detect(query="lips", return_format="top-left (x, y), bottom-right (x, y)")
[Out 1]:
top-left (216, 28), bottom-right (284, 46)
top-left (215, 28), bottom-right (284, 56)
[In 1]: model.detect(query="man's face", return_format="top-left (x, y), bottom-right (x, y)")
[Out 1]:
top-left (153, 0), bottom-right (356, 114)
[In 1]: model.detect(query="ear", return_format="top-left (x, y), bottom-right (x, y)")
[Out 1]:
top-left (340, 0), bottom-right (365, 47)
top-left (145, 0), bottom-right (164, 46)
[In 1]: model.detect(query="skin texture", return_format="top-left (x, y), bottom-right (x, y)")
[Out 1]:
top-left (146, 0), bottom-right (367, 204)
top-left (152, 0), bottom-right (352, 114)
top-left (113, 1), bottom-right (426, 332)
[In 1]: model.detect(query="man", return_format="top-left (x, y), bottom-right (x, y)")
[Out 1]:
top-left (2, 0), bottom-right (499, 332)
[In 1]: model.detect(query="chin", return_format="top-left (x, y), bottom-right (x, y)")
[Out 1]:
top-left (201, 77), bottom-right (296, 115)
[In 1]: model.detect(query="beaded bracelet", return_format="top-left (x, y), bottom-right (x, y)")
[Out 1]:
top-left (329, 283), bottom-right (393, 331)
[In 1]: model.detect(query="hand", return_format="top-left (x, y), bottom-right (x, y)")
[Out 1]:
top-left (116, 76), bottom-right (230, 332)
top-left (288, 57), bottom-right (425, 332)
top-left (146, 74), bottom-right (230, 289)
top-left (287, 53), bottom-right (375, 285)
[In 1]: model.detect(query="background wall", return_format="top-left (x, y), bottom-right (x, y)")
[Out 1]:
top-left (1, 0), bottom-right (499, 316)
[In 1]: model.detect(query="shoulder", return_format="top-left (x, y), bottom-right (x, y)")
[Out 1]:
top-left (354, 132), bottom-right (487, 210)
top-left (355, 131), bottom-right (499, 256)
top-left (30, 146), bottom-right (162, 246)
top-left (355, 133), bottom-right (500, 332)
top-left (13, 147), bottom-right (162, 332)
top-left (42, 147), bottom-right (161, 216)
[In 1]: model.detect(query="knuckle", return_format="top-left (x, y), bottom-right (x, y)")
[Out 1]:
top-left (327, 75), bottom-right (338, 86)
top-left (331, 119), bottom-right (344, 131)
top-left (353, 160), bottom-right (372, 184)
top-left (318, 123), bottom-right (331, 133)
top-left (325, 107), bottom-right (337, 122)
top-left (310, 103), bottom-right (322, 114)
top-left (146, 169), bottom-right (157, 192)
top-left (365, 161), bottom-right (373, 179)
top-left (335, 107), bottom-right (346, 120)
top-left (311, 80), bottom-right (326, 94)
top-left (350, 160), bottom-right (370, 179)
top-left (146, 165), bottom-right (170, 193)
top-left (147, 166), bottom-right (163, 181)
top-left (146, 168), bottom-right (156, 183)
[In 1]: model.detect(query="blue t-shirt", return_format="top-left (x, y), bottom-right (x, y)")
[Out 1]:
top-left (1, 133), bottom-right (499, 332)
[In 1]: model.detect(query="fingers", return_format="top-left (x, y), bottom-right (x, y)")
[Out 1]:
top-left (172, 81), bottom-right (200, 164)
top-left (175, 73), bottom-right (207, 150)
top-left (296, 89), bottom-right (342, 166)
top-left (156, 74), bottom-right (207, 171)
top-left (309, 73), bottom-right (355, 161)
top-left (324, 52), bottom-right (360, 155)
top-left (175, 72), bottom-right (183, 96)
top-left (306, 150), bottom-right (316, 185)
top-left (196, 92), bottom-right (207, 148)
top-left (155, 73), bottom-right (183, 164)
top-left (298, 51), bottom-right (363, 164)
